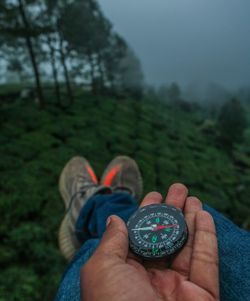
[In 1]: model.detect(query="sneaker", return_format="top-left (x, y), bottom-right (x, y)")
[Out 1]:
top-left (58, 156), bottom-right (110, 261)
top-left (100, 156), bottom-right (143, 200)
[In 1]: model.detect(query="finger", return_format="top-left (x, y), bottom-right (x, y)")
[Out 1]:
top-left (171, 197), bottom-right (202, 277)
top-left (189, 211), bottom-right (219, 299)
top-left (95, 215), bottom-right (128, 261)
top-left (165, 183), bottom-right (188, 210)
top-left (140, 191), bottom-right (163, 208)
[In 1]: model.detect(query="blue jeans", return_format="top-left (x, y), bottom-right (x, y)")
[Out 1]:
top-left (55, 192), bottom-right (250, 301)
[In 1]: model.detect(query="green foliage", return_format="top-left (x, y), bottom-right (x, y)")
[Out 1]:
top-left (217, 97), bottom-right (247, 149)
top-left (0, 267), bottom-right (40, 301)
top-left (1, 92), bottom-right (250, 300)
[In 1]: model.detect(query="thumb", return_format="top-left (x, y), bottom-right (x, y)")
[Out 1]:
top-left (96, 215), bottom-right (129, 261)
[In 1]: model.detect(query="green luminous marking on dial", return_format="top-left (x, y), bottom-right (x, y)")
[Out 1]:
top-left (152, 235), bottom-right (158, 243)
top-left (152, 246), bottom-right (158, 255)
top-left (155, 217), bottom-right (160, 223)
top-left (165, 228), bottom-right (171, 232)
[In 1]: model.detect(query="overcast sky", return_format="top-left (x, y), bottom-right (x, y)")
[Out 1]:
top-left (100, 0), bottom-right (250, 90)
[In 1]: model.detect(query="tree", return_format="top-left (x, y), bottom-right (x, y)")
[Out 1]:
top-left (158, 82), bottom-right (181, 104)
top-left (58, 0), bottom-right (111, 93)
top-left (58, 0), bottom-right (144, 97)
top-left (38, 0), bottom-right (75, 105)
top-left (102, 34), bottom-right (144, 98)
top-left (102, 34), bottom-right (127, 91)
top-left (17, 0), bottom-right (45, 108)
top-left (0, 0), bottom-right (144, 104)
top-left (217, 97), bottom-right (247, 150)
top-left (168, 82), bottom-right (181, 102)
top-left (46, 33), bottom-right (62, 106)
top-left (0, 0), bottom-right (52, 108)
top-left (38, 0), bottom-right (62, 106)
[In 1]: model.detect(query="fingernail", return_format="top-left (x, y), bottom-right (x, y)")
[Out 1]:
top-left (106, 216), bottom-right (112, 227)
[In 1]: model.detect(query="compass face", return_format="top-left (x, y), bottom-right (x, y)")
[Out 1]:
top-left (127, 204), bottom-right (188, 259)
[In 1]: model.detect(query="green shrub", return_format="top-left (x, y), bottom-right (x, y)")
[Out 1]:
top-left (1, 91), bottom-right (250, 301)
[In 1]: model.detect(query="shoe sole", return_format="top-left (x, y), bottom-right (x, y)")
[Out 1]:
top-left (58, 156), bottom-right (93, 260)
top-left (58, 163), bottom-right (74, 261)
top-left (58, 214), bottom-right (81, 261)
top-left (59, 160), bottom-right (73, 209)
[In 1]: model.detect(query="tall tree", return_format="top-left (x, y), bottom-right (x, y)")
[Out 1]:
top-left (116, 46), bottom-right (144, 98)
top-left (158, 82), bottom-right (181, 104)
top-left (58, 30), bottom-right (74, 104)
top-left (58, 0), bottom-right (111, 93)
top-left (47, 33), bottom-right (61, 106)
top-left (0, 0), bottom-right (51, 107)
top-left (37, 0), bottom-right (62, 105)
top-left (0, 0), bottom-right (144, 103)
top-left (17, 0), bottom-right (45, 108)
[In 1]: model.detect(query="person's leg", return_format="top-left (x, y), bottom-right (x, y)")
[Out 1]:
top-left (58, 156), bottom-right (142, 262)
top-left (55, 192), bottom-right (138, 301)
top-left (55, 156), bottom-right (250, 301)
top-left (75, 192), bottom-right (138, 242)
top-left (204, 205), bottom-right (250, 301)
top-left (55, 156), bottom-right (142, 301)
top-left (56, 194), bottom-right (250, 301)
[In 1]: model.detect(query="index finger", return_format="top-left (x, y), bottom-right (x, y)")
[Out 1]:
top-left (189, 211), bottom-right (219, 299)
top-left (165, 183), bottom-right (188, 210)
top-left (140, 191), bottom-right (163, 207)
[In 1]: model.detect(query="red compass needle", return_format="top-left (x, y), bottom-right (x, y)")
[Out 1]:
top-left (153, 224), bottom-right (178, 231)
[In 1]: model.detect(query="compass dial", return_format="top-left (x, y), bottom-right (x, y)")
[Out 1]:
top-left (127, 204), bottom-right (188, 259)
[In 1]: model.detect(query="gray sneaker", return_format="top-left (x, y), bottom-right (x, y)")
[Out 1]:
top-left (100, 156), bottom-right (143, 200)
top-left (58, 156), bottom-right (110, 261)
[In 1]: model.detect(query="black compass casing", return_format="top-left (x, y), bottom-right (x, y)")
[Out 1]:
top-left (127, 204), bottom-right (188, 259)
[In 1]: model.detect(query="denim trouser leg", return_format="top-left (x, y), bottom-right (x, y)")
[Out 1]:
top-left (55, 193), bottom-right (250, 301)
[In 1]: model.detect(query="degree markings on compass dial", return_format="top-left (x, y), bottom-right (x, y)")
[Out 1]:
top-left (127, 204), bottom-right (188, 259)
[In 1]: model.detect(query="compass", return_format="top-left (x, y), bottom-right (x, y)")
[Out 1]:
top-left (127, 204), bottom-right (188, 259)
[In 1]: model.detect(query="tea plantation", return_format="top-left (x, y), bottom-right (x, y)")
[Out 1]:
top-left (1, 92), bottom-right (250, 300)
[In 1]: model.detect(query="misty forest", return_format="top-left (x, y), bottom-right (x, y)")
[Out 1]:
top-left (1, 0), bottom-right (250, 300)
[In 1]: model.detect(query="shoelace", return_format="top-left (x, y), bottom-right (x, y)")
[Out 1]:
top-left (65, 182), bottom-right (99, 214)
top-left (65, 174), bottom-right (134, 215)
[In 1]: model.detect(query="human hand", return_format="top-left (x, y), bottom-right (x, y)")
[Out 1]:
top-left (81, 183), bottom-right (219, 301)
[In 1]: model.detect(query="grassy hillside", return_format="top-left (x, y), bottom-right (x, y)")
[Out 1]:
top-left (1, 92), bottom-right (250, 300)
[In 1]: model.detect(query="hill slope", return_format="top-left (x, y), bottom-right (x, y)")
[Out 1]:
top-left (1, 93), bottom-right (250, 300)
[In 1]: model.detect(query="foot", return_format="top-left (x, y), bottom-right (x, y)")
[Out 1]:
top-left (100, 156), bottom-right (143, 200)
top-left (58, 156), bottom-right (110, 261)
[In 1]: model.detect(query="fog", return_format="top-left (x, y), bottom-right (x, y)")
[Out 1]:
top-left (100, 0), bottom-right (250, 91)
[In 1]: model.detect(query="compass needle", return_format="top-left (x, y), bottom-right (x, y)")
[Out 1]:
top-left (153, 224), bottom-right (178, 231)
top-left (131, 226), bottom-right (154, 231)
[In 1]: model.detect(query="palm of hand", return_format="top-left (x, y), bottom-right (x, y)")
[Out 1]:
top-left (123, 258), bottom-right (215, 301)
top-left (81, 184), bottom-right (219, 301)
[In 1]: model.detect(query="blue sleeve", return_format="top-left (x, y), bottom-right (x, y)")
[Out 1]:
top-left (204, 205), bottom-right (250, 301)
top-left (54, 239), bottom-right (100, 301)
